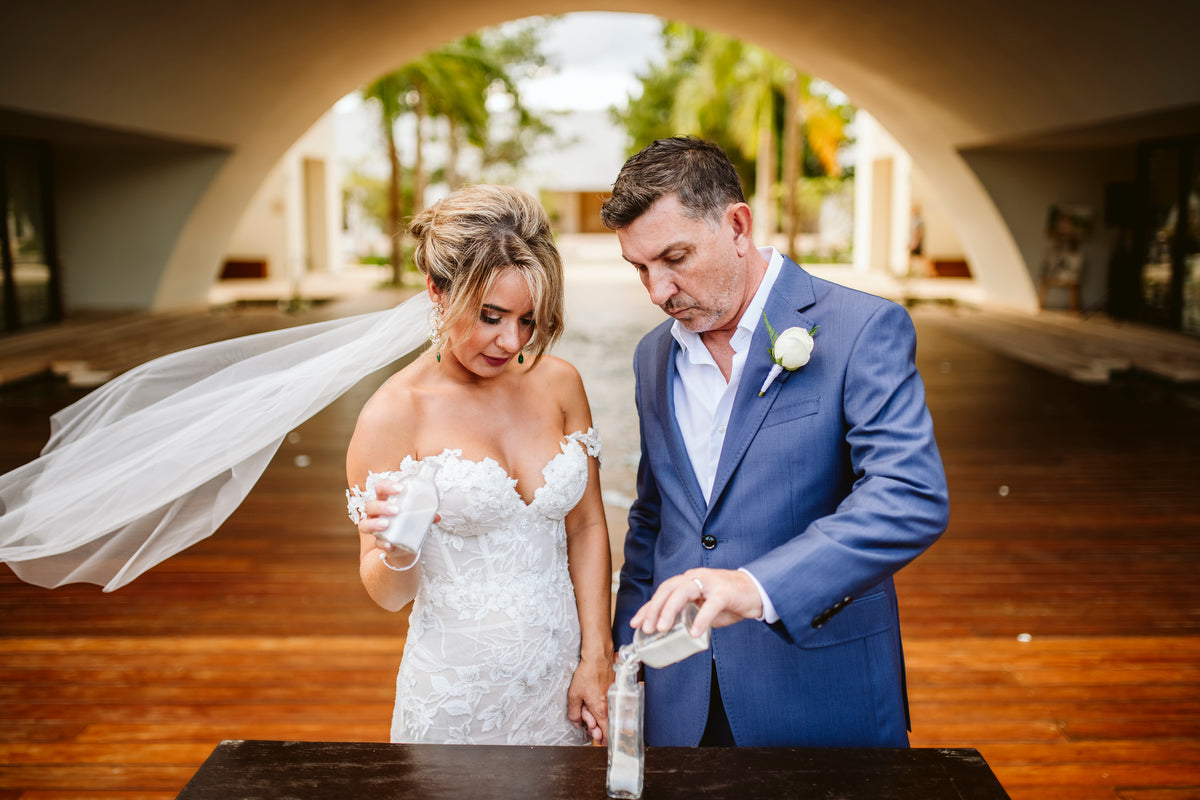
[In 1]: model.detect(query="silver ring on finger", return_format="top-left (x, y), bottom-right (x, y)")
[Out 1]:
top-left (692, 577), bottom-right (705, 598)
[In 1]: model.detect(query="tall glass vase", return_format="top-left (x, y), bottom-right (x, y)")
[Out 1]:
top-left (606, 658), bottom-right (643, 799)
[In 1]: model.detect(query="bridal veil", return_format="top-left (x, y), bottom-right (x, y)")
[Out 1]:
top-left (0, 293), bottom-right (433, 591)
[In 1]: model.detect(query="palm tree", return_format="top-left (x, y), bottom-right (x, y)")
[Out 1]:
top-left (783, 70), bottom-right (803, 256)
top-left (362, 73), bottom-right (411, 285)
top-left (359, 24), bottom-right (550, 283)
top-left (783, 74), bottom-right (850, 254)
top-left (375, 48), bottom-right (490, 226)
top-left (616, 22), bottom-right (854, 254)
top-left (665, 27), bottom-right (790, 237)
top-left (364, 51), bottom-right (488, 284)
top-left (727, 45), bottom-right (788, 239)
top-left (417, 35), bottom-right (512, 194)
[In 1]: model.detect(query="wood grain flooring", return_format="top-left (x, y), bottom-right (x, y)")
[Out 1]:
top-left (1, 292), bottom-right (1199, 799)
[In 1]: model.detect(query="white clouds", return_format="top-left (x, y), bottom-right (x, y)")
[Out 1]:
top-left (333, 13), bottom-right (665, 183)
top-left (519, 13), bottom-right (664, 112)
top-left (519, 69), bottom-right (643, 113)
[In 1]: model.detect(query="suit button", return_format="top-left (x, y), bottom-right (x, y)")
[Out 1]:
top-left (701, 534), bottom-right (717, 550)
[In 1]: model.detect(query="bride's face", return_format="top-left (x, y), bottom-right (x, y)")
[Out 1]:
top-left (443, 268), bottom-right (536, 377)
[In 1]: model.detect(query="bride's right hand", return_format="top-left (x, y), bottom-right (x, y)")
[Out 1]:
top-left (358, 479), bottom-right (417, 570)
top-left (357, 479), bottom-right (398, 542)
top-left (358, 479), bottom-right (438, 569)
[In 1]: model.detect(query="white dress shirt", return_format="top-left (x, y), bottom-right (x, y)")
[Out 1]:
top-left (670, 247), bottom-right (783, 623)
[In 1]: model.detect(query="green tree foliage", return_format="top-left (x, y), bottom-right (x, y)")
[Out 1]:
top-left (362, 73), bottom-right (410, 282)
top-left (612, 22), bottom-right (854, 248)
top-left (358, 19), bottom-right (554, 283)
top-left (613, 25), bottom-right (755, 191)
top-left (472, 23), bottom-right (555, 182)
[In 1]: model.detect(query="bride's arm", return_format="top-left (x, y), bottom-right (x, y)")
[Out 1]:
top-left (347, 380), bottom-right (423, 613)
top-left (557, 362), bottom-right (615, 743)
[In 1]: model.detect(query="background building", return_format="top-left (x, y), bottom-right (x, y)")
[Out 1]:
top-left (2, 0), bottom-right (1198, 335)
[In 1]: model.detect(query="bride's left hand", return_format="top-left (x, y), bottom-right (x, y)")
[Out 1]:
top-left (568, 653), bottom-right (614, 745)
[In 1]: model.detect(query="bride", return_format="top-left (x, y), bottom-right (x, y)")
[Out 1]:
top-left (345, 185), bottom-right (614, 746)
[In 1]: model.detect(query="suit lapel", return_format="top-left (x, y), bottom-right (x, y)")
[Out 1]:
top-left (707, 258), bottom-right (816, 514)
top-left (647, 327), bottom-right (708, 519)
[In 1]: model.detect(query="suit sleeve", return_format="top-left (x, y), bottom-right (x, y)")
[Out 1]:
top-left (744, 301), bottom-right (949, 644)
top-left (612, 343), bottom-right (662, 649)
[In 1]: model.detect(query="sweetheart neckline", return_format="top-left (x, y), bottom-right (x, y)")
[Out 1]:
top-left (404, 430), bottom-right (595, 508)
top-left (423, 447), bottom-right (574, 507)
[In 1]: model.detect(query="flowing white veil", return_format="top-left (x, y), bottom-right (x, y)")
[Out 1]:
top-left (0, 293), bottom-right (433, 591)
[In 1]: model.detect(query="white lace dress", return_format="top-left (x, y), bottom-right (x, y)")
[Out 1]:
top-left (348, 429), bottom-right (601, 746)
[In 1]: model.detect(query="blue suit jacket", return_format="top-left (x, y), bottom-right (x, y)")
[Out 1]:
top-left (613, 257), bottom-right (949, 747)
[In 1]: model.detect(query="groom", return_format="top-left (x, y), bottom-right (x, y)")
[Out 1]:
top-left (603, 137), bottom-right (949, 747)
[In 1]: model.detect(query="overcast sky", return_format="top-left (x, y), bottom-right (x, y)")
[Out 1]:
top-left (333, 13), bottom-right (665, 186)
top-left (519, 13), bottom-right (665, 112)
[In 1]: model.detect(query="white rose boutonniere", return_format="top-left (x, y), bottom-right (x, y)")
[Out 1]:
top-left (758, 312), bottom-right (817, 396)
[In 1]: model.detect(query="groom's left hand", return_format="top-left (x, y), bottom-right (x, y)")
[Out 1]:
top-left (631, 568), bottom-right (764, 638)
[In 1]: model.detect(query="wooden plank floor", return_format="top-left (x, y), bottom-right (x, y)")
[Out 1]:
top-left (2, 283), bottom-right (1199, 799)
top-left (894, 317), bottom-right (1200, 800)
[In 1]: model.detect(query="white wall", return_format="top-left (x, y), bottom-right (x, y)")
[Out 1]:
top-left (224, 113), bottom-right (342, 286)
top-left (962, 146), bottom-right (1136, 311)
top-left (854, 112), bottom-right (969, 278)
top-left (853, 113), bottom-right (913, 276)
top-left (911, 165), bottom-right (964, 260)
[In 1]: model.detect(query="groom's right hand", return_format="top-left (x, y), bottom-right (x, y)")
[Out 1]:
top-left (631, 568), bottom-right (764, 638)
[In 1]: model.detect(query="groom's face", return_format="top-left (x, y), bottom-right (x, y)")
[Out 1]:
top-left (616, 194), bottom-right (746, 334)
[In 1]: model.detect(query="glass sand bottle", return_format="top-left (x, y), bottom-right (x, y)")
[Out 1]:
top-left (606, 654), bottom-right (644, 799)
top-left (606, 602), bottom-right (710, 798)
top-left (380, 461), bottom-right (440, 555)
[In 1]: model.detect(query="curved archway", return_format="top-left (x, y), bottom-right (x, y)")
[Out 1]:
top-left (4, 0), bottom-right (1198, 313)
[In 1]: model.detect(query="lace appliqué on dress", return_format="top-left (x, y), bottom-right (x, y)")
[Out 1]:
top-left (565, 426), bottom-right (602, 465)
top-left (346, 427), bottom-right (601, 524)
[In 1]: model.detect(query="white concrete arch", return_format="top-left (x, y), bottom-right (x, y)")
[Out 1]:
top-left (4, 0), bottom-right (1198, 312)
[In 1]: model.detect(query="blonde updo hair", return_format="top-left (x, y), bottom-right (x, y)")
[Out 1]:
top-left (411, 185), bottom-right (565, 366)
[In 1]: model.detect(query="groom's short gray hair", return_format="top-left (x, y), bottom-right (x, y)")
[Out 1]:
top-left (601, 136), bottom-right (746, 230)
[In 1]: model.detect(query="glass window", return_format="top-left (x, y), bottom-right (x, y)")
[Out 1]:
top-left (1182, 152), bottom-right (1200, 336)
top-left (1139, 146), bottom-right (1179, 327)
top-left (1136, 137), bottom-right (1200, 335)
top-left (2, 139), bottom-right (60, 332)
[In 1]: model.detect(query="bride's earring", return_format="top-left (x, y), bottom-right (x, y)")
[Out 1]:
top-left (429, 304), bottom-right (444, 363)
top-left (517, 352), bottom-right (525, 365)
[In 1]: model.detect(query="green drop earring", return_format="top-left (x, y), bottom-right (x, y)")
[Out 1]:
top-left (517, 352), bottom-right (525, 365)
top-left (429, 303), bottom-right (444, 363)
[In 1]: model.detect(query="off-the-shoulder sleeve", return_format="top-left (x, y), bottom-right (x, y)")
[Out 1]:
top-left (347, 484), bottom-right (369, 525)
top-left (564, 427), bottom-right (602, 466)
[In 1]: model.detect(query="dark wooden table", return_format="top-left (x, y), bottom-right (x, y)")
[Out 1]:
top-left (175, 740), bottom-right (1010, 799)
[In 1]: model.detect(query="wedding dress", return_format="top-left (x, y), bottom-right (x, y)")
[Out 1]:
top-left (348, 429), bottom-right (601, 746)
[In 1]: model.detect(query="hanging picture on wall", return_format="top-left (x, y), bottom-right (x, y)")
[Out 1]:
top-left (1038, 203), bottom-right (1093, 311)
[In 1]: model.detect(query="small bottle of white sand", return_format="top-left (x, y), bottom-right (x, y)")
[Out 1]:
top-left (631, 601), bottom-right (710, 668)
top-left (380, 461), bottom-right (440, 554)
